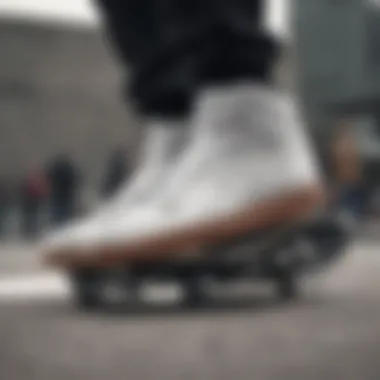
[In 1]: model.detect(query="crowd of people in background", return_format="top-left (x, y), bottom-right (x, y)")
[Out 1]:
top-left (0, 149), bottom-right (129, 241)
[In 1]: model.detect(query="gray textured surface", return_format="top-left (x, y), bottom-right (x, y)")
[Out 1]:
top-left (0, 241), bottom-right (379, 380)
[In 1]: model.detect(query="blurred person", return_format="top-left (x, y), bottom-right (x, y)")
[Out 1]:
top-left (0, 177), bottom-right (11, 238)
top-left (44, 0), bottom-right (323, 259)
top-left (353, 118), bottom-right (380, 219)
top-left (331, 120), bottom-right (368, 221)
top-left (101, 148), bottom-right (130, 199)
top-left (20, 169), bottom-right (49, 239)
top-left (46, 155), bottom-right (81, 228)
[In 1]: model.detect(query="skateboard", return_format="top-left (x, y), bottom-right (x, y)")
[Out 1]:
top-left (66, 211), bottom-right (351, 309)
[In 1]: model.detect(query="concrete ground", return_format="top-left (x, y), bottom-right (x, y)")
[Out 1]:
top-left (0, 239), bottom-right (379, 380)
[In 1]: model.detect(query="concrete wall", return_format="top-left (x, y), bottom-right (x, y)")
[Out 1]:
top-left (0, 20), bottom-right (140, 186)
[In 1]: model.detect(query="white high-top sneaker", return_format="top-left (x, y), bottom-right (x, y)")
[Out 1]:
top-left (71, 83), bottom-right (324, 262)
top-left (43, 120), bottom-right (188, 254)
top-left (47, 83), bottom-right (325, 266)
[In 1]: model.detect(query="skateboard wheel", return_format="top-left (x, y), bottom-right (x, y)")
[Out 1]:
top-left (181, 273), bottom-right (206, 307)
top-left (276, 271), bottom-right (298, 300)
top-left (70, 269), bottom-right (103, 310)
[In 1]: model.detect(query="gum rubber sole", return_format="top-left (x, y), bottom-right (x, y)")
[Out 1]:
top-left (45, 185), bottom-right (325, 269)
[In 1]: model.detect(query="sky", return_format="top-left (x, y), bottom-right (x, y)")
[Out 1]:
top-left (0, 0), bottom-right (289, 37)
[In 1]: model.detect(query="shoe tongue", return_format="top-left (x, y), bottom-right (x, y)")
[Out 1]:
top-left (140, 122), bottom-right (186, 166)
top-left (194, 84), bottom-right (280, 148)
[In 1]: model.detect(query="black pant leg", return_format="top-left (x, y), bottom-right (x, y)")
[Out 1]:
top-left (196, 0), bottom-right (279, 86)
top-left (95, 0), bottom-right (278, 117)
top-left (95, 0), bottom-right (197, 117)
top-left (95, 0), bottom-right (158, 69)
top-left (131, 0), bottom-right (277, 111)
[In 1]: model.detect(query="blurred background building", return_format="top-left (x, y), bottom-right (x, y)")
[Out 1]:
top-left (0, 18), bottom-right (140, 187)
top-left (294, 0), bottom-right (380, 142)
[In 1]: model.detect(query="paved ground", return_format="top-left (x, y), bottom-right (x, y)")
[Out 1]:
top-left (0, 242), bottom-right (42, 275)
top-left (0, 240), bottom-right (380, 380)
